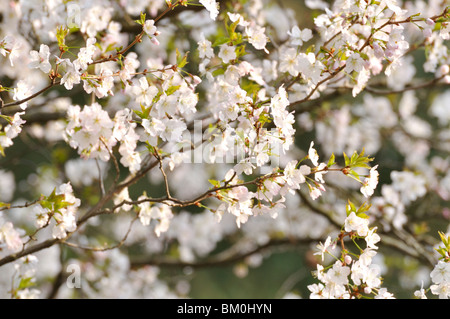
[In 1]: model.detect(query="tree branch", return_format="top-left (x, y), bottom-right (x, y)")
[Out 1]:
top-left (130, 238), bottom-right (313, 269)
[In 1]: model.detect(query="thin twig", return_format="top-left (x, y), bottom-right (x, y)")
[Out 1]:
top-left (63, 215), bottom-right (138, 252)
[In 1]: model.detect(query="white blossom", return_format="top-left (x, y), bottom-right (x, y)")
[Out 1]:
top-left (28, 44), bottom-right (51, 73)
top-left (218, 44), bottom-right (237, 64)
top-left (287, 26), bottom-right (313, 46)
top-left (200, 0), bottom-right (219, 20)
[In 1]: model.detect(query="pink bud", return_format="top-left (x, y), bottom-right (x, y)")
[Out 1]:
top-left (426, 18), bottom-right (435, 26)
top-left (344, 255), bottom-right (352, 265)
top-left (318, 183), bottom-right (326, 192)
top-left (192, 75), bottom-right (202, 85)
top-left (151, 37), bottom-right (160, 46)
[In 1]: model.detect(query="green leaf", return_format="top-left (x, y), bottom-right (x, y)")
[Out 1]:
top-left (208, 179), bottom-right (221, 188)
top-left (345, 149), bottom-right (374, 169)
top-left (359, 51), bottom-right (369, 60)
top-left (306, 44), bottom-right (316, 54)
top-left (56, 26), bottom-right (69, 51)
top-left (166, 85), bottom-right (181, 96)
top-left (39, 187), bottom-right (74, 212)
top-left (438, 231), bottom-right (450, 249)
top-left (0, 114), bottom-right (12, 124)
top-left (175, 48), bottom-right (189, 69)
top-left (54, 199), bottom-right (74, 211)
top-left (135, 12), bottom-right (146, 25)
top-left (356, 212), bottom-right (369, 219)
top-left (327, 153), bottom-right (336, 167)
top-left (133, 109), bottom-right (145, 119)
top-left (17, 277), bottom-right (35, 290)
top-left (145, 141), bottom-right (156, 155)
top-left (226, 15), bottom-right (241, 35)
top-left (355, 202), bottom-right (371, 219)
top-left (258, 112), bottom-right (272, 125)
top-left (212, 36), bottom-right (230, 47)
top-left (46, 188), bottom-right (64, 203)
top-left (435, 247), bottom-right (447, 258)
top-left (212, 68), bottom-right (225, 77)
top-left (236, 44), bottom-right (247, 58)
top-left (140, 104), bottom-right (152, 119)
top-left (349, 169), bottom-right (361, 180)
top-left (178, 53), bottom-right (189, 69)
top-left (346, 199), bottom-right (356, 216)
top-left (343, 152), bottom-right (350, 167)
top-left (356, 202), bottom-right (371, 215)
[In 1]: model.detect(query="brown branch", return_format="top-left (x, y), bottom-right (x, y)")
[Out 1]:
top-left (130, 238), bottom-right (313, 269)
top-left (297, 189), bottom-right (343, 228)
top-left (287, 7), bottom-right (449, 109)
top-left (1, 1), bottom-right (183, 113)
top-left (88, 0), bottom-right (181, 66)
top-left (0, 199), bottom-right (41, 212)
top-left (153, 150), bottom-right (172, 200)
top-left (363, 75), bottom-right (448, 95)
top-left (62, 215), bottom-right (139, 252)
top-left (0, 238), bottom-right (60, 267)
top-left (46, 248), bottom-right (66, 299)
top-left (46, 268), bottom-right (67, 299)
top-left (1, 81), bottom-right (60, 110)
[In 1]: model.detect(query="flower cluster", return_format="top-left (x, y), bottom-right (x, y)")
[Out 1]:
top-left (0, 0), bottom-right (448, 300)
top-left (11, 255), bottom-right (40, 299)
top-left (0, 215), bottom-right (23, 253)
top-left (34, 182), bottom-right (80, 239)
top-left (308, 203), bottom-right (392, 299)
top-left (414, 232), bottom-right (450, 299)
top-left (137, 198), bottom-right (174, 237)
top-left (429, 260), bottom-right (450, 299)
top-left (65, 103), bottom-right (142, 173)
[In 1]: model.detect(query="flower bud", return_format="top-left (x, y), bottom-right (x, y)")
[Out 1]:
top-left (436, 64), bottom-right (450, 77)
top-left (344, 255), bottom-right (352, 265)
top-left (426, 18), bottom-right (435, 26)
top-left (192, 75), bottom-right (202, 85)
top-left (151, 37), bottom-right (160, 46)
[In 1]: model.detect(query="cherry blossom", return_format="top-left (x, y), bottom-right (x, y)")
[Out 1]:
top-left (218, 44), bottom-right (237, 64)
top-left (287, 26), bottom-right (313, 47)
top-left (0, 0), bottom-right (448, 301)
top-left (28, 44), bottom-right (51, 73)
top-left (199, 0), bottom-right (219, 21)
